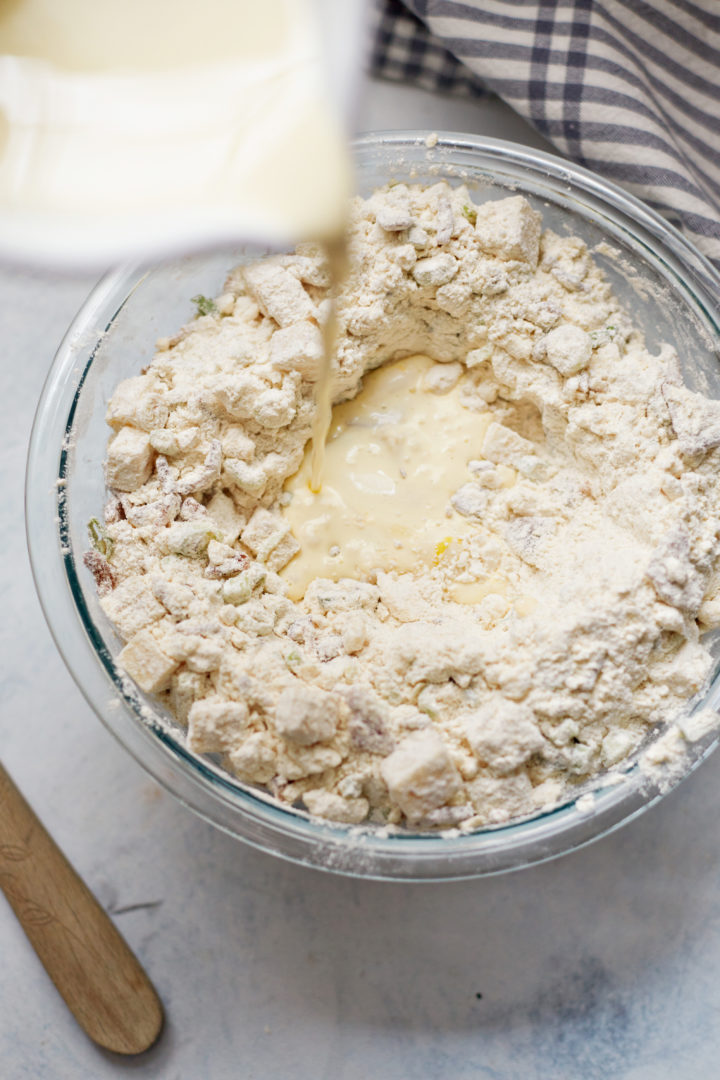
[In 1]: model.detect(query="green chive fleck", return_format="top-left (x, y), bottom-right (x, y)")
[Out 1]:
top-left (191, 294), bottom-right (218, 318)
top-left (88, 517), bottom-right (114, 557)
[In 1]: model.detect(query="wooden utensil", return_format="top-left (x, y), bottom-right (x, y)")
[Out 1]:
top-left (0, 762), bottom-right (164, 1054)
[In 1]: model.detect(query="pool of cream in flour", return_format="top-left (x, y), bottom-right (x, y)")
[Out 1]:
top-left (282, 353), bottom-right (519, 603)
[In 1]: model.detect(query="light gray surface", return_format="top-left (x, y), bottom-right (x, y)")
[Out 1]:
top-left (2, 79), bottom-right (719, 1080)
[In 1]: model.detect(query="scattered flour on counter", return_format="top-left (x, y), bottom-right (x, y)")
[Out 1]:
top-left (85, 182), bottom-right (720, 831)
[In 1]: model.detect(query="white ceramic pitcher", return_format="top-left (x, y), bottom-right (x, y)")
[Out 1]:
top-left (0, 0), bottom-right (365, 268)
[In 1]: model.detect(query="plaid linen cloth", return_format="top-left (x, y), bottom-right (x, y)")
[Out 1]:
top-left (370, 0), bottom-right (720, 268)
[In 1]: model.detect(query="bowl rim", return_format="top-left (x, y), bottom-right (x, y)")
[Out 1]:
top-left (25, 129), bottom-right (720, 881)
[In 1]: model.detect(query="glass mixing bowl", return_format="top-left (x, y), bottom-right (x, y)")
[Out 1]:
top-left (26, 132), bottom-right (720, 880)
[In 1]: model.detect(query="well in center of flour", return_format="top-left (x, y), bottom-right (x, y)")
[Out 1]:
top-left (280, 353), bottom-right (516, 600)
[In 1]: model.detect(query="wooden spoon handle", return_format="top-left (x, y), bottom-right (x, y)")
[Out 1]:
top-left (0, 762), bottom-right (163, 1054)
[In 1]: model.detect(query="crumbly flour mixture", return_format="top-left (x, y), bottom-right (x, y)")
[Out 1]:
top-left (88, 182), bottom-right (720, 831)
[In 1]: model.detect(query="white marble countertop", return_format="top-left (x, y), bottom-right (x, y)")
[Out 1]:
top-left (3, 78), bottom-right (720, 1080)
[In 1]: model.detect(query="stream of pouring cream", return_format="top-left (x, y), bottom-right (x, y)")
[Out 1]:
top-left (310, 238), bottom-right (349, 492)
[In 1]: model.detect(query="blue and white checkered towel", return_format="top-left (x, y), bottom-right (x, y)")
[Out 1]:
top-left (370, 0), bottom-right (720, 268)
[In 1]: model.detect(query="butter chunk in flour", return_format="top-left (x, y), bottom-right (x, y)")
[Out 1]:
top-left (92, 184), bottom-right (720, 830)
